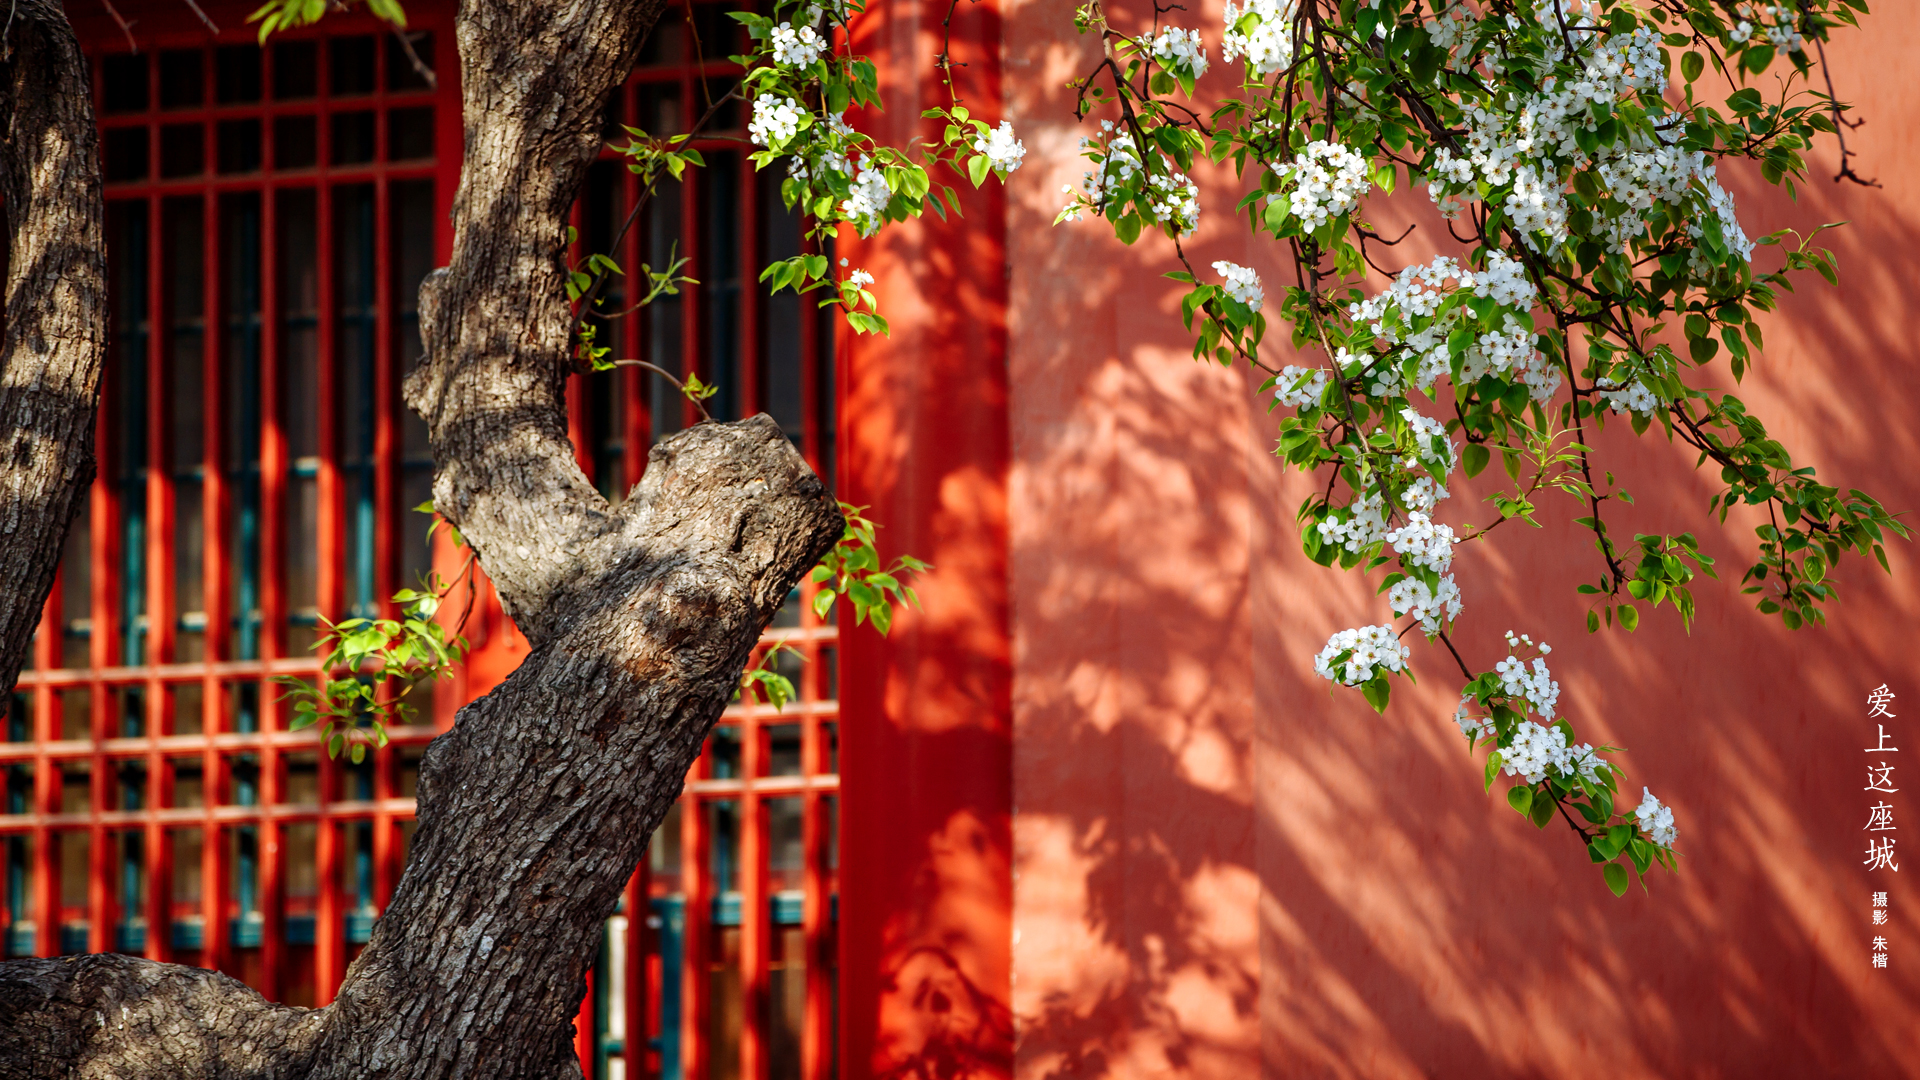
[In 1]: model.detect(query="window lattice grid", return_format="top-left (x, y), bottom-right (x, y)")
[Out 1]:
top-left (5, 8), bottom-right (842, 1080)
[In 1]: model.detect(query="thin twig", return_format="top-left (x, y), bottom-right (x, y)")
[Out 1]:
top-left (610, 359), bottom-right (714, 422)
top-left (935, 0), bottom-right (977, 105)
top-left (1813, 35), bottom-right (1878, 187)
top-left (563, 82), bottom-right (743, 353)
top-left (391, 28), bottom-right (436, 90)
top-left (178, 0), bottom-right (219, 34)
top-left (99, 0), bottom-right (138, 53)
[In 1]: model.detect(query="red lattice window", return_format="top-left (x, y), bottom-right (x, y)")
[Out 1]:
top-left (2, 8), bottom-right (841, 1079)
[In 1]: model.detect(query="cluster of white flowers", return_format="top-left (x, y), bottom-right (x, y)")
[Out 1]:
top-left (1147, 171), bottom-right (1201, 235)
top-left (1388, 574), bottom-right (1462, 635)
top-left (1061, 123), bottom-right (1199, 235)
top-left (1400, 408), bottom-right (1456, 474)
top-left (1221, 0), bottom-right (1297, 77)
top-left (1472, 250), bottom-right (1536, 308)
top-left (1418, 8), bottom-right (1753, 271)
top-left (1516, 349), bottom-right (1564, 404)
top-left (1504, 164), bottom-right (1570, 248)
top-left (1495, 632), bottom-right (1560, 719)
top-left (1599, 378), bottom-right (1659, 415)
top-left (1285, 141), bottom-right (1370, 229)
top-left (1151, 26), bottom-right (1209, 78)
top-left (1399, 474), bottom-right (1450, 514)
top-left (770, 22), bottom-right (826, 67)
top-left (1313, 624), bottom-right (1411, 685)
top-left (846, 267), bottom-right (875, 286)
top-left (1457, 316), bottom-right (1561, 404)
top-left (1351, 256), bottom-right (1469, 329)
top-left (1424, 1), bottom-right (1478, 56)
top-left (1315, 492), bottom-right (1388, 554)
top-left (749, 95), bottom-right (805, 148)
top-left (1635, 787), bottom-right (1678, 845)
top-left (1213, 261), bottom-right (1264, 311)
top-left (1727, 4), bottom-right (1805, 52)
top-left (1343, 254), bottom-right (1558, 402)
top-left (1455, 696), bottom-right (1495, 739)
top-left (1501, 720), bottom-right (1602, 785)
top-left (1273, 364), bottom-right (1327, 408)
top-left (840, 159), bottom-right (892, 236)
top-left (973, 121), bottom-right (1027, 175)
top-left (796, 0), bottom-right (845, 26)
top-left (1076, 125), bottom-right (1138, 208)
top-left (786, 112), bottom-right (856, 183)
top-left (1386, 512), bottom-right (1455, 574)
top-left (1689, 171), bottom-right (1757, 268)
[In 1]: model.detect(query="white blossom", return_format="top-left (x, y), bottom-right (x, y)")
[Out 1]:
top-left (1386, 511), bottom-right (1456, 574)
top-left (1455, 697), bottom-right (1495, 739)
top-left (1212, 261), bottom-right (1264, 311)
top-left (1600, 378), bottom-right (1659, 415)
top-left (1500, 721), bottom-right (1601, 785)
top-left (1147, 171), bottom-right (1201, 235)
top-left (1635, 787), bottom-right (1678, 845)
top-left (972, 121), bottom-right (1027, 175)
top-left (839, 158), bottom-right (892, 236)
top-left (1285, 140), bottom-right (1371, 229)
top-left (1399, 407), bottom-right (1457, 475)
top-left (847, 268), bottom-right (875, 286)
top-left (748, 95), bottom-right (805, 147)
top-left (1222, 0), bottom-right (1297, 77)
top-left (1151, 26), bottom-right (1210, 79)
top-left (1399, 475), bottom-right (1450, 514)
top-left (1472, 250), bottom-right (1537, 309)
top-left (1273, 365), bottom-right (1327, 409)
top-left (1689, 170), bottom-right (1756, 267)
top-left (1494, 651), bottom-right (1561, 720)
top-left (1388, 573), bottom-right (1463, 634)
top-left (1315, 491), bottom-right (1387, 553)
top-left (770, 23), bottom-right (826, 67)
top-left (1313, 624), bottom-right (1411, 686)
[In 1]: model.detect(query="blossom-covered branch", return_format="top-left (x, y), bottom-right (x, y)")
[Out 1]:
top-left (1048, 0), bottom-right (1900, 896)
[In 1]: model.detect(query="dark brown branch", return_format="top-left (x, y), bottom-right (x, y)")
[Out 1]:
top-left (1813, 35), bottom-right (1878, 187)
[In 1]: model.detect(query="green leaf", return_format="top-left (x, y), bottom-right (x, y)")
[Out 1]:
top-left (1530, 794), bottom-right (1555, 829)
top-left (1507, 785), bottom-right (1534, 816)
top-left (1617, 603), bottom-right (1640, 632)
top-left (1462, 444), bottom-right (1490, 478)
top-left (1361, 678), bottom-right (1390, 713)
top-left (1604, 862), bottom-right (1630, 897)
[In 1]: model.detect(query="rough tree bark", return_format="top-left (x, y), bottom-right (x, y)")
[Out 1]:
top-left (0, 0), bottom-right (844, 1076)
top-left (0, 0), bottom-right (109, 721)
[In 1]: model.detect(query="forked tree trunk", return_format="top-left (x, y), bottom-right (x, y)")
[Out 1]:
top-left (0, 1), bottom-right (844, 1077)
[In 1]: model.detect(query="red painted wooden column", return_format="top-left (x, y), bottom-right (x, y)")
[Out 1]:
top-left (839, 0), bottom-right (1013, 1075)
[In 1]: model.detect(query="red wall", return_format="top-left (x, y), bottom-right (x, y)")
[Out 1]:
top-left (839, 0), bottom-right (1015, 1076)
top-left (1000, 1), bottom-right (1920, 1077)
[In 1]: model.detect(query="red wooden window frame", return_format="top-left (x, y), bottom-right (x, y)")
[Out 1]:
top-left (1, 6), bottom-right (841, 1079)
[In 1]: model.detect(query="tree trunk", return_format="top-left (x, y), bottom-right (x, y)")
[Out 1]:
top-left (0, 0), bottom-right (109, 721)
top-left (0, 0), bottom-right (845, 1076)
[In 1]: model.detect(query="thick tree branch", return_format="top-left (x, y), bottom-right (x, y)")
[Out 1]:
top-left (404, 0), bottom-right (671, 647)
top-left (0, 954), bottom-right (319, 1078)
top-left (2, 1), bottom-right (843, 1077)
top-left (0, 0), bottom-right (108, 720)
